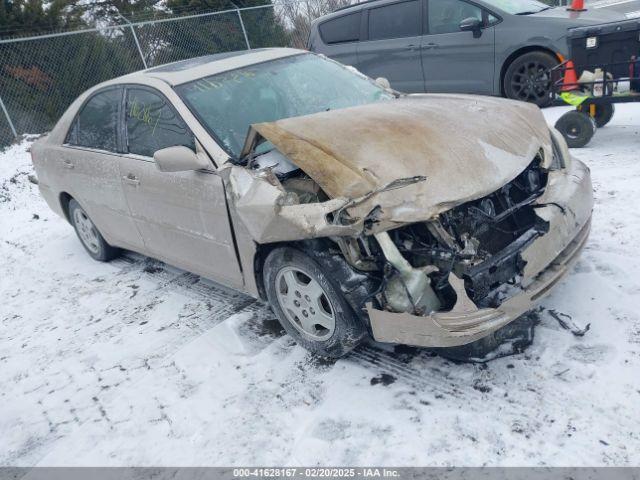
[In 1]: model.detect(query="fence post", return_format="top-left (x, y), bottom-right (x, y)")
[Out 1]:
top-left (116, 12), bottom-right (148, 69)
top-left (236, 9), bottom-right (251, 50)
top-left (129, 25), bottom-right (149, 69)
top-left (0, 93), bottom-right (18, 139)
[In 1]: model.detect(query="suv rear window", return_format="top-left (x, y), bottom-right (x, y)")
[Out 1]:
top-left (319, 12), bottom-right (361, 44)
top-left (368, 0), bottom-right (421, 40)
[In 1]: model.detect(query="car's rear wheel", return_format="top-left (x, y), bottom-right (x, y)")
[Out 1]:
top-left (69, 199), bottom-right (120, 262)
top-left (504, 51), bottom-right (558, 107)
top-left (263, 247), bottom-right (365, 358)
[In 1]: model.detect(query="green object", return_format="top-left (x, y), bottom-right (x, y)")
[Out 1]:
top-left (560, 91), bottom-right (589, 106)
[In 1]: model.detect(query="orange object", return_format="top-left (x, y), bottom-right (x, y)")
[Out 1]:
top-left (561, 61), bottom-right (579, 91)
top-left (568, 0), bottom-right (586, 11)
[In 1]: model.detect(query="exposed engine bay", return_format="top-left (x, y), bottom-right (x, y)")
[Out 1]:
top-left (388, 156), bottom-right (549, 310)
top-left (248, 147), bottom-right (550, 318)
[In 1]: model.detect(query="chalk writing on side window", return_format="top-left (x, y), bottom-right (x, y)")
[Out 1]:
top-left (129, 97), bottom-right (161, 135)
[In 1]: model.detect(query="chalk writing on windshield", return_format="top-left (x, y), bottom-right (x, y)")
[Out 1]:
top-left (190, 70), bottom-right (258, 92)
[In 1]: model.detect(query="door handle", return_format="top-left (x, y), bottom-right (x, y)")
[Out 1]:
top-left (424, 43), bottom-right (439, 49)
top-left (406, 44), bottom-right (420, 51)
top-left (122, 174), bottom-right (140, 186)
top-left (63, 160), bottom-right (74, 169)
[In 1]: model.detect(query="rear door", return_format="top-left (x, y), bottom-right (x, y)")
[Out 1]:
top-left (421, 0), bottom-right (496, 94)
top-left (62, 86), bottom-right (144, 251)
top-left (118, 86), bottom-right (243, 288)
top-left (357, 0), bottom-right (425, 93)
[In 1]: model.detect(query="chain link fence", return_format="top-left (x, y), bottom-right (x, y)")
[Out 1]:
top-left (0, 4), bottom-right (292, 148)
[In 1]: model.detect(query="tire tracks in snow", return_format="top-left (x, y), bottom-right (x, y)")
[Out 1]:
top-left (112, 253), bottom-right (261, 327)
top-left (108, 249), bottom-right (637, 452)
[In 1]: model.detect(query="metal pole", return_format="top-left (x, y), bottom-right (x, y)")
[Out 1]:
top-left (129, 24), bottom-right (148, 69)
top-left (229, 2), bottom-right (251, 50)
top-left (115, 11), bottom-right (148, 69)
top-left (0, 93), bottom-right (18, 139)
top-left (237, 9), bottom-right (251, 50)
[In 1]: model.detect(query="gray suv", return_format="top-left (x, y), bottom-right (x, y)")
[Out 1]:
top-left (308, 0), bottom-right (623, 106)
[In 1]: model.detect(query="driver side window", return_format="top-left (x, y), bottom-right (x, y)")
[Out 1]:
top-left (125, 88), bottom-right (194, 158)
top-left (428, 0), bottom-right (484, 34)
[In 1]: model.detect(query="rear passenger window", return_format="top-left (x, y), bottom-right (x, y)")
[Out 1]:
top-left (67, 89), bottom-right (120, 151)
top-left (125, 88), bottom-right (194, 158)
top-left (368, 0), bottom-right (421, 41)
top-left (319, 12), bottom-right (361, 44)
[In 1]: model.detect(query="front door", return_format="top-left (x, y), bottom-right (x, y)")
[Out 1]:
top-left (421, 0), bottom-right (496, 94)
top-left (118, 86), bottom-right (243, 288)
top-left (357, 0), bottom-right (425, 93)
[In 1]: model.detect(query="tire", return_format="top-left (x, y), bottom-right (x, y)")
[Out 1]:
top-left (68, 199), bottom-right (120, 262)
top-left (503, 51), bottom-right (558, 107)
top-left (592, 103), bottom-right (615, 128)
top-left (554, 110), bottom-right (597, 148)
top-left (263, 247), bottom-right (366, 358)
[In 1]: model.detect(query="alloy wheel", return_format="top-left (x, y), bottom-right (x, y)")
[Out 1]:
top-left (73, 208), bottom-right (101, 255)
top-left (274, 266), bottom-right (336, 341)
top-left (510, 61), bottom-right (551, 103)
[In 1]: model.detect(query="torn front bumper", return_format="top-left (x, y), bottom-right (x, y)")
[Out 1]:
top-left (367, 159), bottom-right (593, 348)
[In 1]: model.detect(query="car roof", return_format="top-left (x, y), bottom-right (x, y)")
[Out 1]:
top-left (107, 47), bottom-right (305, 87)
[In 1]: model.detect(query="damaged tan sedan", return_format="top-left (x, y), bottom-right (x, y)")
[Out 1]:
top-left (31, 48), bottom-right (593, 358)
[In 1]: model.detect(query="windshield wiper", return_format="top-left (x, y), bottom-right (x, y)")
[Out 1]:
top-left (515, 6), bottom-right (551, 14)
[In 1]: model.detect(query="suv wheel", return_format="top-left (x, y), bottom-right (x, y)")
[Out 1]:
top-left (504, 51), bottom-right (558, 107)
top-left (69, 199), bottom-right (120, 261)
top-left (263, 247), bottom-right (365, 358)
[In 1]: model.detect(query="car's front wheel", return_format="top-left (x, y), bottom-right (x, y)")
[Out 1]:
top-left (69, 199), bottom-right (120, 262)
top-left (504, 51), bottom-right (558, 107)
top-left (263, 247), bottom-right (366, 358)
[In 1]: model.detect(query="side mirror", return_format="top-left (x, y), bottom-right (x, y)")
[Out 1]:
top-left (459, 17), bottom-right (482, 38)
top-left (154, 146), bottom-right (211, 172)
top-left (375, 77), bottom-right (391, 90)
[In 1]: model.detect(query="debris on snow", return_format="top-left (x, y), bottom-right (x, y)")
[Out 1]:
top-left (548, 309), bottom-right (591, 337)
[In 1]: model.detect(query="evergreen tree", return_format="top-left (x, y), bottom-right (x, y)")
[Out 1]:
top-left (0, 0), bottom-right (80, 38)
top-left (165, 0), bottom-right (287, 51)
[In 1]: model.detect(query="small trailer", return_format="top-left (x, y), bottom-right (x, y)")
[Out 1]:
top-left (551, 18), bottom-right (640, 148)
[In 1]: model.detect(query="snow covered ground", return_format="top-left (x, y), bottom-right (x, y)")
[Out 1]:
top-left (1, 104), bottom-right (639, 467)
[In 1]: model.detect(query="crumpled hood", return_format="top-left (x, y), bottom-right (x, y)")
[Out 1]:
top-left (244, 94), bottom-right (552, 226)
